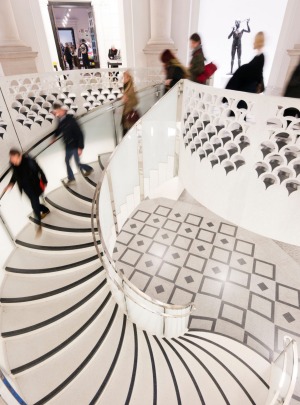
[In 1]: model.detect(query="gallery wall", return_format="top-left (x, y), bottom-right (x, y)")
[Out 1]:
top-left (198, 0), bottom-right (289, 89)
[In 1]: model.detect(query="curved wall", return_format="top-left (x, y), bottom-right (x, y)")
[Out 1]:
top-left (179, 80), bottom-right (300, 246)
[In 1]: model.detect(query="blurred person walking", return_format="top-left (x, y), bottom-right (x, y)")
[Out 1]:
top-left (189, 33), bottom-right (205, 82)
top-left (64, 43), bottom-right (73, 70)
top-left (121, 71), bottom-right (139, 136)
top-left (161, 49), bottom-right (188, 92)
top-left (2, 149), bottom-right (49, 235)
top-left (52, 104), bottom-right (93, 184)
top-left (79, 39), bottom-right (90, 69)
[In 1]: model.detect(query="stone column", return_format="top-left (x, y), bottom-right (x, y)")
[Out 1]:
top-left (144, 0), bottom-right (176, 67)
top-left (284, 44), bottom-right (300, 89)
top-left (0, 0), bottom-right (37, 75)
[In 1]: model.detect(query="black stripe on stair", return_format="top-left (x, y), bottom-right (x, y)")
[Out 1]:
top-left (1, 279), bottom-right (107, 338)
top-left (180, 335), bottom-right (256, 405)
top-left (84, 174), bottom-right (97, 187)
top-left (125, 324), bottom-right (138, 405)
top-left (29, 216), bottom-right (95, 233)
top-left (1, 267), bottom-right (103, 303)
top-left (98, 155), bottom-right (105, 171)
top-left (172, 338), bottom-right (230, 405)
top-left (185, 334), bottom-right (269, 389)
top-left (11, 292), bottom-right (112, 375)
top-left (153, 336), bottom-right (181, 405)
top-left (90, 314), bottom-right (127, 404)
top-left (33, 304), bottom-right (119, 405)
top-left (62, 181), bottom-right (93, 203)
top-left (5, 254), bottom-right (99, 274)
top-left (163, 338), bottom-right (205, 404)
top-left (144, 331), bottom-right (157, 405)
top-left (45, 196), bottom-right (95, 218)
top-left (15, 238), bottom-right (100, 252)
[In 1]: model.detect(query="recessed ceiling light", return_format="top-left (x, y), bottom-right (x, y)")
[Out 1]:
top-left (69, 9), bottom-right (71, 12)
top-left (67, 13), bottom-right (69, 17)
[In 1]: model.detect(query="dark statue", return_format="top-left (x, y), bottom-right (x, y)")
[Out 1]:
top-left (228, 19), bottom-right (250, 74)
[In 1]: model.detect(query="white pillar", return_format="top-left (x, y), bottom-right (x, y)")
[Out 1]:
top-left (144, 0), bottom-right (176, 67)
top-left (0, 0), bottom-right (38, 75)
top-left (284, 45), bottom-right (300, 89)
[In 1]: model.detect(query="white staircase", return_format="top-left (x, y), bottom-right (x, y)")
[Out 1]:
top-left (0, 153), bottom-right (270, 405)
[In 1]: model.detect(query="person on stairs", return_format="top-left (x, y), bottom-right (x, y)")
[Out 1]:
top-left (2, 148), bottom-right (50, 236)
top-left (51, 103), bottom-right (94, 185)
top-left (189, 33), bottom-right (205, 82)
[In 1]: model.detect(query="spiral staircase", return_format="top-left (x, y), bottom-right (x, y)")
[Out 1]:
top-left (0, 150), bottom-right (273, 405)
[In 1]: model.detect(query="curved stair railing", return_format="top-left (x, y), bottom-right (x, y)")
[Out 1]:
top-left (266, 336), bottom-right (298, 405)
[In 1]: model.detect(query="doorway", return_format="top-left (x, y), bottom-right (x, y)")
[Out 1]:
top-left (48, 2), bottom-right (100, 70)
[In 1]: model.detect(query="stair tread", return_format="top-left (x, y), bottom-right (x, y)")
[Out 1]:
top-left (63, 175), bottom-right (95, 202)
top-left (30, 209), bottom-right (94, 231)
top-left (2, 261), bottom-right (102, 300)
top-left (78, 160), bottom-right (102, 186)
top-left (46, 187), bottom-right (93, 217)
top-left (4, 285), bottom-right (111, 372)
top-left (1, 275), bottom-right (104, 333)
top-left (15, 305), bottom-right (121, 405)
top-left (16, 223), bottom-right (97, 250)
top-left (5, 249), bottom-right (97, 272)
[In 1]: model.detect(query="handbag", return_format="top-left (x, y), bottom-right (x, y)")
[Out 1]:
top-left (124, 110), bottom-right (140, 128)
top-left (197, 62), bottom-right (217, 84)
top-left (39, 178), bottom-right (46, 193)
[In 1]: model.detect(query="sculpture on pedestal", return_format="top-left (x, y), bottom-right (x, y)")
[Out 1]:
top-left (228, 19), bottom-right (250, 74)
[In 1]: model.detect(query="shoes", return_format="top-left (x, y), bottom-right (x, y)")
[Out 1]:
top-left (40, 208), bottom-right (50, 219)
top-left (66, 179), bottom-right (76, 185)
top-left (35, 224), bottom-right (42, 238)
top-left (83, 169), bottom-right (94, 177)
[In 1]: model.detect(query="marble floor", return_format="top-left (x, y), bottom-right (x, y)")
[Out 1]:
top-left (113, 193), bottom-right (300, 402)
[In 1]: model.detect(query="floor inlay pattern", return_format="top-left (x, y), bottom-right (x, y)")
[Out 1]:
top-left (113, 196), bottom-right (300, 402)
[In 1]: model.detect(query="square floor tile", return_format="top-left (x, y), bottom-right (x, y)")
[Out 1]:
top-left (204, 260), bottom-right (229, 281)
top-left (227, 267), bottom-right (251, 288)
top-left (177, 222), bottom-right (199, 239)
top-left (276, 283), bottom-right (300, 309)
top-left (168, 286), bottom-right (195, 305)
top-left (129, 235), bottom-right (153, 253)
top-left (157, 261), bottom-right (180, 282)
top-left (147, 241), bottom-right (168, 258)
top-left (188, 316), bottom-right (216, 331)
top-left (118, 248), bottom-right (143, 267)
top-left (244, 332), bottom-right (273, 361)
top-left (218, 222), bottom-right (238, 237)
top-left (132, 210), bottom-right (151, 223)
top-left (219, 301), bottom-right (246, 328)
top-left (135, 253), bottom-right (162, 273)
top-left (234, 239), bottom-right (255, 257)
top-left (176, 267), bottom-right (203, 293)
top-left (154, 205), bottom-right (172, 217)
top-left (117, 230), bottom-right (135, 246)
top-left (196, 228), bottom-right (216, 244)
top-left (222, 283), bottom-right (250, 309)
top-left (275, 325), bottom-right (300, 355)
top-left (253, 259), bottom-right (276, 280)
top-left (199, 276), bottom-right (224, 298)
top-left (139, 224), bottom-right (159, 239)
top-left (155, 228), bottom-right (177, 245)
top-left (162, 219), bottom-right (181, 232)
top-left (189, 239), bottom-right (213, 258)
top-left (122, 219), bottom-right (144, 234)
top-left (129, 269), bottom-right (151, 291)
top-left (163, 246), bottom-right (189, 267)
top-left (184, 213), bottom-right (203, 227)
top-left (210, 246), bottom-right (232, 265)
top-left (214, 234), bottom-right (235, 251)
top-left (248, 292), bottom-right (274, 322)
top-left (146, 276), bottom-right (176, 302)
top-left (230, 251), bottom-right (253, 273)
top-left (172, 234), bottom-right (193, 251)
top-left (183, 253), bottom-right (207, 273)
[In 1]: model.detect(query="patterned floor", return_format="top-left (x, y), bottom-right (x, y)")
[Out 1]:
top-left (113, 194), bottom-right (300, 402)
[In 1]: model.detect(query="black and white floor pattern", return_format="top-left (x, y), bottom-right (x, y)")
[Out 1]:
top-left (113, 194), bottom-right (300, 402)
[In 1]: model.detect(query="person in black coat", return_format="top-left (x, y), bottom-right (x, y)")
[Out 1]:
top-left (52, 104), bottom-right (93, 184)
top-left (79, 39), bottom-right (90, 69)
top-left (3, 149), bottom-right (50, 230)
top-left (64, 43), bottom-right (73, 70)
top-left (225, 32), bottom-right (265, 110)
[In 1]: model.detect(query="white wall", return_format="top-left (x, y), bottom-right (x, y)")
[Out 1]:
top-left (171, 0), bottom-right (200, 66)
top-left (10, 0), bottom-right (54, 73)
top-left (198, 0), bottom-right (288, 89)
top-left (268, 0), bottom-right (300, 95)
top-left (122, 0), bottom-right (150, 68)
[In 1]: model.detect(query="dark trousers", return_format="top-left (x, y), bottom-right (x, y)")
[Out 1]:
top-left (82, 55), bottom-right (90, 69)
top-left (65, 148), bottom-right (93, 180)
top-left (24, 188), bottom-right (48, 224)
top-left (66, 58), bottom-right (73, 70)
